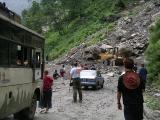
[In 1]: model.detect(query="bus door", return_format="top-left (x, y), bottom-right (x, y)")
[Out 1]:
top-left (33, 49), bottom-right (42, 82)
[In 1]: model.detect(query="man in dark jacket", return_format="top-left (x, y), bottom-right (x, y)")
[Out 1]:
top-left (117, 58), bottom-right (145, 120)
top-left (139, 64), bottom-right (148, 88)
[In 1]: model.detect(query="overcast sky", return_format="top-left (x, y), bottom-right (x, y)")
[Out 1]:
top-left (0, 0), bottom-right (40, 15)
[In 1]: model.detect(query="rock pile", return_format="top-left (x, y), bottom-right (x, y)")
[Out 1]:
top-left (106, 1), bottom-right (160, 56)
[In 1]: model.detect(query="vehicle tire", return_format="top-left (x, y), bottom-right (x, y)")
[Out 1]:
top-left (93, 82), bottom-right (99, 90)
top-left (14, 112), bottom-right (21, 119)
top-left (14, 94), bottom-right (37, 120)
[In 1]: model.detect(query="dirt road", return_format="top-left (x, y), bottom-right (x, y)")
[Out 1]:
top-left (33, 72), bottom-right (124, 120)
top-left (3, 63), bottom-right (150, 120)
top-left (3, 72), bottom-right (124, 120)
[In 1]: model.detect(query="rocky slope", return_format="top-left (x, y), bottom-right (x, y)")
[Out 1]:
top-left (56, 0), bottom-right (160, 65)
top-left (53, 1), bottom-right (160, 118)
top-left (106, 0), bottom-right (160, 55)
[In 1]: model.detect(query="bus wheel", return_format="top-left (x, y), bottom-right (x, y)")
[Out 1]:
top-left (27, 94), bottom-right (37, 120)
top-left (14, 94), bottom-right (37, 120)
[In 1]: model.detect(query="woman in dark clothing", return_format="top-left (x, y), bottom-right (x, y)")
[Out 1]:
top-left (117, 58), bottom-right (145, 120)
top-left (41, 70), bottom-right (53, 113)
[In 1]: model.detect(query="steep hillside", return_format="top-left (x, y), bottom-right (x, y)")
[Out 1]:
top-left (22, 0), bottom-right (160, 87)
top-left (54, 1), bottom-right (160, 62)
top-left (145, 19), bottom-right (160, 87)
top-left (22, 0), bottom-right (139, 59)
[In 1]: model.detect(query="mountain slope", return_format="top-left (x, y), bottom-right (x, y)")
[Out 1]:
top-left (22, 0), bottom-right (139, 59)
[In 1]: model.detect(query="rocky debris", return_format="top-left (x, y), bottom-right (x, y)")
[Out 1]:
top-left (83, 45), bottom-right (101, 61)
top-left (56, 43), bottom-right (112, 64)
top-left (55, 43), bottom-right (87, 64)
top-left (106, 72), bottom-right (114, 77)
top-left (154, 93), bottom-right (160, 97)
top-left (105, 0), bottom-right (160, 56)
top-left (151, 12), bottom-right (160, 21)
top-left (154, 0), bottom-right (160, 7)
top-left (56, 0), bottom-right (160, 65)
top-left (144, 107), bottom-right (160, 120)
top-left (99, 44), bottom-right (113, 50)
top-left (118, 47), bottom-right (135, 57)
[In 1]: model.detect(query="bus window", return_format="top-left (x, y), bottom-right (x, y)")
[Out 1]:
top-left (0, 21), bottom-right (12, 40)
top-left (10, 43), bottom-right (23, 66)
top-left (36, 52), bottom-right (41, 68)
top-left (24, 47), bottom-right (33, 67)
top-left (0, 39), bottom-right (9, 65)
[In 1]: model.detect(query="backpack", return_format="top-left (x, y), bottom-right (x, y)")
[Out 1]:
top-left (123, 71), bottom-right (140, 89)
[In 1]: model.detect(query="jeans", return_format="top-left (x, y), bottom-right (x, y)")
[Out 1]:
top-left (73, 78), bottom-right (82, 102)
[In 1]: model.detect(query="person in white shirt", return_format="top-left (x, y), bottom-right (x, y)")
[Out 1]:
top-left (70, 63), bottom-right (82, 103)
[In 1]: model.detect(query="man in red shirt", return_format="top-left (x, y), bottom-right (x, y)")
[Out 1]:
top-left (41, 70), bottom-right (53, 113)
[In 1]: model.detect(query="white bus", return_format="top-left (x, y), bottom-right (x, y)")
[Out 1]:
top-left (0, 6), bottom-right (45, 120)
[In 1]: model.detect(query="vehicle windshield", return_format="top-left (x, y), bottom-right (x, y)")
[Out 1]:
top-left (80, 70), bottom-right (96, 79)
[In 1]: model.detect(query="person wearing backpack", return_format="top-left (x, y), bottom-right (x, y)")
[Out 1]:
top-left (117, 58), bottom-right (145, 120)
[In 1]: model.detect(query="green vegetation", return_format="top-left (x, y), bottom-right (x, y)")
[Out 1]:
top-left (145, 20), bottom-right (160, 87)
top-left (22, 0), bottom-right (138, 59)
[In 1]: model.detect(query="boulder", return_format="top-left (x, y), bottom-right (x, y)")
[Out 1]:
top-left (118, 48), bottom-right (134, 58)
top-left (83, 45), bottom-right (101, 61)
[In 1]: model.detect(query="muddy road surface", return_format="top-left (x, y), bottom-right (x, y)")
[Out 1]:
top-left (34, 74), bottom-right (123, 120)
top-left (3, 72), bottom-right (125, 120)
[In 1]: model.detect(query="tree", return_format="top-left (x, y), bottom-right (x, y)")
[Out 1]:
top-left (22, 1), bottom-right (44, 33)
top-left (41, 0), bottom-right (67, 34)
top-left (145, 20), bottom-right (160, 84)
top-left (115, 0), bottom-right (126, 10)
top-left (61, 0), bottom-right (90, 19)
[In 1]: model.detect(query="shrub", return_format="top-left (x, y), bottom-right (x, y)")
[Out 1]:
top-left (145, 20), bottom-right (160, 85)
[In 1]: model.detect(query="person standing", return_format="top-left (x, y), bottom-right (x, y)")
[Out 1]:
top-left (41, 70), bottom-right (53, 113)
top-left (53, 69), bottom-right (60, 80)
top-left (70, 63), bottom-right (82, 103)
top-left (60, 64), bottom-right (66, 84)
top-left (83, 64), bottom-right (89, 70)
top-left (90, 64), bottom-right (96, 70)
top-left (138, 64), bottom-right (148, 88)
top-left (117, 58), bottom-right (145, 120)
